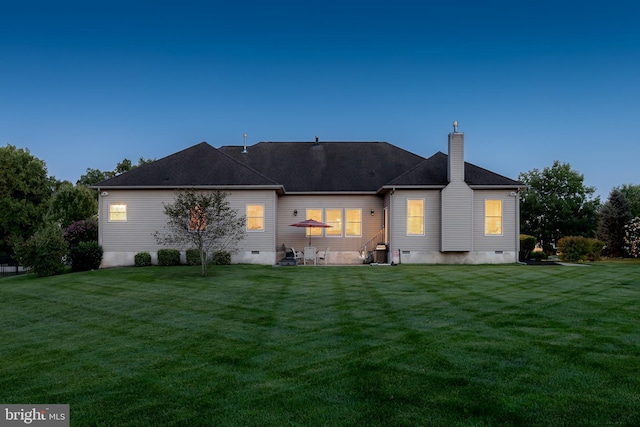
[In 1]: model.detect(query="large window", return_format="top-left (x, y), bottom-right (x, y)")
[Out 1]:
top-left (485, 199), bottom-right (503, 235)
top-left (406, 199), bottom-right (424, 236)
top-left (109, 204), bottom-right (127, 222)
top-left (306, 209), bottom-right (323, 238)
top-left (345, 209), bottom-right (362, 237)
top-left (246, 204), bottom-right (265, 232)
top-left (325, 209), bottom-right (343, 236)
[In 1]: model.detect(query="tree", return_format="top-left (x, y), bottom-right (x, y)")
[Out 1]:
top-left (597, 189), bottom-right (632, 257)
top-left (154, 190), bottom-right (246, 277)
top-left (616, 184), bottom-right (640, 218)
top-left (13, 223), bottom-right (68, 277)
top-left (0, 145), bottom-right (53, 252)
top-left (47, 182), bottom-right (98, 228)
top-left (518, 161), bottom-right (600, 251)
top-left (77, 157), bottom-right (155, 188)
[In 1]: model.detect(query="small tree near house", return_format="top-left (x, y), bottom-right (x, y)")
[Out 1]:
top-left (154, 190), bottom-right (246, 276)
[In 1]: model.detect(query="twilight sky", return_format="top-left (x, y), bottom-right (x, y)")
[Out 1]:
top-left (1, 0), bottom-right (638, 199)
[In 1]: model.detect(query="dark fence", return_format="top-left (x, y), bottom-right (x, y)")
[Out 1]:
top-left (0, 255), bottom-right (24, 277)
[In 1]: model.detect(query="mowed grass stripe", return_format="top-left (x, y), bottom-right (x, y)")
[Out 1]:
top-left (1, 263), bottom-right (639, 426)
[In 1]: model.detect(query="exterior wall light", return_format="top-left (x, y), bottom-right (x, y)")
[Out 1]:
top-left (370, 209), bottom-right (375, 216)
top-left (294, 209), bottom-right (298, 216)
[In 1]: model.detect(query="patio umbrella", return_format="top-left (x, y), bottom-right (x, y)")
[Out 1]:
top-left (289, 219), bottom-right (332, 247)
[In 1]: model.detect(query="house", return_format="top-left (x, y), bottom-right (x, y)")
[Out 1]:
top-left (94, 125), bottom-right (525, 267)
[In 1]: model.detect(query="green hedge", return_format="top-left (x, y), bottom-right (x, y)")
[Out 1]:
top-left (69, 241), bottom-right (103, 272)
top-left (211, 250), bottom-right (231, 265)
top-left (157, 249), bottom-right (181, 266)
top-left (134, 251), bottom-right (152, 267)
top-left (557, 236), bottom-right (604, 262)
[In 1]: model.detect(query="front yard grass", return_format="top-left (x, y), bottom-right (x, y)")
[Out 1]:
top-left (1, 262), bottom-right (639, 426)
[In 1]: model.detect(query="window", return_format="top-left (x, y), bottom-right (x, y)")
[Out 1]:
top-left (306, 209), bottom-right (323, 238)
top-left (325, 209), bottom-right (343, 236)
top-left (406, 199), bottom-right (424, 235)
top-left (485, 199), bottom-right (503, 235)
top-left (345, 209), bottom-right (362, 237)
top-left (247, 204), bottom-right (265, 232)
top-left (109, 204), bottom-right (127, 222)
top-left (190, 205), bottom-right (206, 231)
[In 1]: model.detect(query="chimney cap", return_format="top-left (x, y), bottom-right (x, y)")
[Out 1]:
top-left (453, 120), bottom-right (459, 133)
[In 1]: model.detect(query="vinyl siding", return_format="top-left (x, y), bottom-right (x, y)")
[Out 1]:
top-left (389, 190), bottom-right (441, 252)
top-left (472, 190), bottom-right (518, 252)
top-left (99, 189), bottom-right (277, 253)
top-left (441, 182), bottom-right (473, 251)
top-left (276, 195), bottom-right (383, 252)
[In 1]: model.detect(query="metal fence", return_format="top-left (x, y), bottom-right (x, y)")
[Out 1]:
top-left (0, 255), bottom-right (24, 278)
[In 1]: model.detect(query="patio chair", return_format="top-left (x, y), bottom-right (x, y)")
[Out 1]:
top-left (282, 244), bottom-right (295, 259)
top-left (291, 247), bottom-right (303, 263)
top-left (317, 248), bottom-right (330, 265)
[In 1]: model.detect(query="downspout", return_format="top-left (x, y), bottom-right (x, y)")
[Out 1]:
top-left (515, 190), bottom-right (526, 265)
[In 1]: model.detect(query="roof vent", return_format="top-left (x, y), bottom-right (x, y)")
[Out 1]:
top-left (242, 133), bottom-right (248, 153)
top-left (314, 135), bottom-right (319, 145)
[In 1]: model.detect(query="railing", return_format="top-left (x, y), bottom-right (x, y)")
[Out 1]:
top-left (359, 229), bottom-right (385, 263)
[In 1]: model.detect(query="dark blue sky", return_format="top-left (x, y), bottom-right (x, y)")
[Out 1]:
top-left (2, 0), bottom-right (638, 198)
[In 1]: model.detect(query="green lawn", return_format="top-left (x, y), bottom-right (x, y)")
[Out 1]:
top-left (1, 263), bottom-right (639, 426)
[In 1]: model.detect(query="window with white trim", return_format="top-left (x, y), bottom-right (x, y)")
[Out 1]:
top-left (406, 199), bottom-right (424, 236)
top-left (247, 204), bottom-right (265, 232)
top-left (109, 204), bottom-right (127, 222)
top-left (345, 209), bottom-right (362, 237)
top-left (325, 209), bottom-right (343, 236)
top-left (485, 199), bottom-right (503, 235)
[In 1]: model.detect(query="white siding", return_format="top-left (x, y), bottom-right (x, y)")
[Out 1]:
top-left (388, 190), bottom-right (441, 253)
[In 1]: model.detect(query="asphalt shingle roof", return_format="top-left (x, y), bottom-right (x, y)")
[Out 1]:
top-left (96, 140), bottom-right (523, 191)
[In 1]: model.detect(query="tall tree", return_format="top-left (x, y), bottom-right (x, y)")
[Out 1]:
top-left (0, 145), bottom-right (52, 252)
top-left (616, 184), bottom-right (640, 218)
top-left (597, 189), bottom-right (632, 257)
top-left (47, 182), bottom-right (98, 228)
top-left (154, 190), bottom-right (246, 277)
top-left (518, 161), bottom-right (600, 251)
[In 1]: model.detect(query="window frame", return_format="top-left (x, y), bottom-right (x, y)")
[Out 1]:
top-left (484, 199), bottom-right (503, 236)
top-left (246, 203), bottom-right (265, 232)
top-left (345, 208), bottom-right (362, 237)
top-left (406, 199), bottom-right (425, 236)
top-left (108, 204), bottom-right (127, 222)
top-left (325, 208), bottom-right (343, 237)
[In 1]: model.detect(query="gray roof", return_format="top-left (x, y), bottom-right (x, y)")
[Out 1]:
top-left (96, 140), bottom-right (523, 191)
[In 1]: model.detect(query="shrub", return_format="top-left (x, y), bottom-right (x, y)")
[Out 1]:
top-left (13, 223), bottom-right (68, 277)
top-left (519, 234), bottom-right (537, 260)
top-left (64, 219), bottom-right (98, 247)
top-left (186, 248), bottom-right (202, 266)
top-left (211, 250), bottom-right (231, 265)
top-left (69, 241), bottom-right (103, 272)
top-left (530, 251), bottom-right (547, 261)
top-left (557, 236), bottom-right (604, 262)
top-left (625, 217), bottom-right (640, 258)
top-left (134, 251), bottom-right (152, 267)
top-left (158, 249), bottom-right (181, 266)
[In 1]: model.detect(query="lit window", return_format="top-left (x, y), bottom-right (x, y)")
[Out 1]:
top-left (406, 199), bottom-right (424, 236)
top-left (109, 204), bottom-right (127, 222)
top-left (306, 209), bottom-right (323, 238)
top-left (485, 200), bottom-right (503, 235)
top-left (326, 209), bottom-right (342, 236)
top-left (247, 204), bottom-right (265, 232)
top-left (346, 209), bottom-right (362, 237)
top-left (190, 205), bottom-right (206, 231)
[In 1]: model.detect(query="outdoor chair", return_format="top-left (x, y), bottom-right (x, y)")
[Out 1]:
top-left (317, 248), bottom-right (330, 265)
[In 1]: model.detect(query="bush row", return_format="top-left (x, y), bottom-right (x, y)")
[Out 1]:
top-left (134, 249), bottom-right (231, 267)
